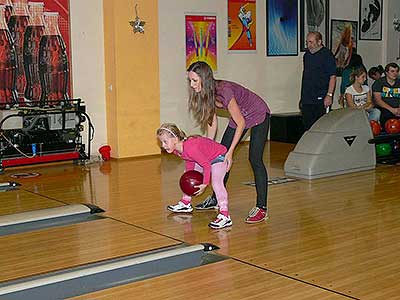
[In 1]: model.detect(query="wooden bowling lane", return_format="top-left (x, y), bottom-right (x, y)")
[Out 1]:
top-left (0, 163), bottom-right (102, 204)
top-left (69, 259), bottom-right (350, 300)
top-left (0, 189), bottom-right (63, 216)
top-left (0, 218), bottom-right (180, 283)
top-left (0, 156), bottom-right (162, 211)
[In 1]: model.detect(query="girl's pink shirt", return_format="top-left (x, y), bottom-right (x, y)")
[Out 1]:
top-left (174, 136), bottom-right (227, 184)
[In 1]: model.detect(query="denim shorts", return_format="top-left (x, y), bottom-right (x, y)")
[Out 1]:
top-left (211, 154), bottom-right (225, 164)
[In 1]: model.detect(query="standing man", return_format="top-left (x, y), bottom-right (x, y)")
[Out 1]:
top-left (300, 31), bottom-right (337, 130)
top-left (372, 62), bottom-right (400, 125)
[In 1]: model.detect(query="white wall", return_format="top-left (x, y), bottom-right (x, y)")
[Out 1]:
top-left (158, 0), bottom-right (387, 139)
top-left (70, 0), bottom-right (107, 155)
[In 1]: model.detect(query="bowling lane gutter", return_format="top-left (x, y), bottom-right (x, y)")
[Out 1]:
top-left (0, 244), bottom-right (206, 296)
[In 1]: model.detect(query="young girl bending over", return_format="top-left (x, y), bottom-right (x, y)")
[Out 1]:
top-left (157, 123), bottom-right (232, 229)
top-left (345, 67), bottom-right (381, 122)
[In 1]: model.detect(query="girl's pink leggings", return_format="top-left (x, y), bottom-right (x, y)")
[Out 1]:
top-left (182, 162), bottom-right (228, 212)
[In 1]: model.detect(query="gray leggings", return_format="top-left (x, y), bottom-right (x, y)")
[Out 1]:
top-left (212, 113), bottom-right (270, 209)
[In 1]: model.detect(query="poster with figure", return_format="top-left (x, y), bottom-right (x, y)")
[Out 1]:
top-left (300, 0), bottom-right (329, 51)
top-left (359, 0), bottom-right (382, 40)
top-left (266, 0), bottom-right (298, 56)
top-left (185, 15), bottom-right (217, 71)
top-left (330, 19), bottom-right (358, 76)
top-left (228, 0), bottom-right (256, 51)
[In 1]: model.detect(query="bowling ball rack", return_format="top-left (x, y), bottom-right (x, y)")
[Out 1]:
top-left (368, 132), bottom-right (400, 164)
top-left (0, 99), bottom-right (94, 173)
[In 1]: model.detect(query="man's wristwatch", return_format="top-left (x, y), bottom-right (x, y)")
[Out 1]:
top-left (326, 92), bottom-right (333, 97)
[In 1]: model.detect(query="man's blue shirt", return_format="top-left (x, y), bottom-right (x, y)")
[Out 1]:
top-left (301, 47), bottom-right (336, 104)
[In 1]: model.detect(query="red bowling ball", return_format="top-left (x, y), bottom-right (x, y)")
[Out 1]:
top-left (385, 119), bottom-right (400, 134)
top-left (179, 170), bottom-right (203, 196)
top-left (370, 120), bottom-right (381, 136)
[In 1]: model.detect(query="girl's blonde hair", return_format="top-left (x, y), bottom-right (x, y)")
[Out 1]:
top-left (156, 123), bottom-right (187, 141)
top-left (350, 66), bottom-right (367, 84)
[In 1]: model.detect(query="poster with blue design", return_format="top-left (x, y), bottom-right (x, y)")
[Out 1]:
top-left (266, 0), bottom-right (298, 56)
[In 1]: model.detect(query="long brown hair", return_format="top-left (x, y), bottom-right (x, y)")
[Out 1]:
top-left (187, 61), bottom-right (216, 132)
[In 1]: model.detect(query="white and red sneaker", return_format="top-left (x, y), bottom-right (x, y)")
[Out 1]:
top-left (209, 213), bottom-right (232, 229)
top-left (245, 207), bottom-right (268, 223)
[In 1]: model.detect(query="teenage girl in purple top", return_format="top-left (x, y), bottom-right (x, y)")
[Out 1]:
top-left (187, 61), bottom-right (271, 223)
top-left (157, 123), bottom-right (232, 229)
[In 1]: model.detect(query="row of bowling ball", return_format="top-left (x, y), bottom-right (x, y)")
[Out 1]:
top-left (370, 119), bottom-right (400, 136)
top-left (376, 140), bottom-right (400, 157)
top-left (370, 119), bottom-right (400, 157)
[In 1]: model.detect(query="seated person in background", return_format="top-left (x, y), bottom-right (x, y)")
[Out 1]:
top-left (368, 65), bottom-right (384, 105)
top-left (368, 65), bottom-right (384, 81)
top-left (345, 67), bottom-right (380, 122)
top-left (339, 53), bottom-right (366, 107)
top-left (372, 62), bottom-right (400, 125)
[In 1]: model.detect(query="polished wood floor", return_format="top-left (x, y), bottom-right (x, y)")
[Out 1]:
top-left (0, 141), bottom-right (399, 299)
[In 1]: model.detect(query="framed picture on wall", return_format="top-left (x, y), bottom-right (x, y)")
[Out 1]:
top-left (266, 0), bottom-right (298, 56)
top-left (300, 0), bottom-right (329, 51)
top-left (228, 0), bottom-right (257, 51)
top-left (330, 19), bottom-right (358, 76)
top-left (359, 0), bottom-right (382, 40)
top-left (185, 15), bottom-right (217, 71)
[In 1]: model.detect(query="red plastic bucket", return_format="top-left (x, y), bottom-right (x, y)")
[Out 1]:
top-left (99, 145), bottom-right (111, 161)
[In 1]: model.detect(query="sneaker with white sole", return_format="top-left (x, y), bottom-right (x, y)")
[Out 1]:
top-left (167, 201), bottom-right (193, 213)
top-left (209, 213), bottom-right (232, 229)
top-left (245, 207), bottom-right (268, 223)
top-left (195, 195), bottom-right (219, 210)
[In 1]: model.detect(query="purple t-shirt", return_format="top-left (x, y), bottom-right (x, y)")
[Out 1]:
top-left (215, 80), bottom-right (270, 129)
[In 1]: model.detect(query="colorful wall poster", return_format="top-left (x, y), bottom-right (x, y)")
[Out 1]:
top-left (266, 0), bottom-right (298, 56)
top-left (228, 0), bottom-right (256, 51)
top-left (185, 15), bottom-right (217, 71)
